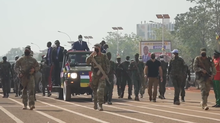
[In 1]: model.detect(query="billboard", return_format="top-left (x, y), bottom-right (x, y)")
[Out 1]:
top-left (139, 40), bottom-right (172, 63)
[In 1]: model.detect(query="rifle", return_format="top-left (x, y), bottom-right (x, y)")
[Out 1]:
top-left (196, 57), bottom-right (212, 81)
top-left (133, 61), bottom-right (144, 82)
top-left (91, 57), bottom-right (110, 84)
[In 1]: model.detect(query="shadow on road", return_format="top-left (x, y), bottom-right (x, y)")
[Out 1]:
top-left (36, 109), bottom-right (63, 112)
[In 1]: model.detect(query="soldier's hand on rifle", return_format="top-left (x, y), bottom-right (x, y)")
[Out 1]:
top-left (202, 69), bottom-right (207, 74)
top-left (91, 51), bottom-right (96, 56)
top-left (30, 68), bottom-right (35, 74)
top-left (209, 75), bottom-right (214, 80)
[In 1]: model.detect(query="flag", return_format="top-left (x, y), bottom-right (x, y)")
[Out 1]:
top-left (65, 62), bottom-right (70, 71)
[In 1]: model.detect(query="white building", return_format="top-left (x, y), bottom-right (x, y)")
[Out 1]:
top-left (136, 19), bottom-right (175, 40)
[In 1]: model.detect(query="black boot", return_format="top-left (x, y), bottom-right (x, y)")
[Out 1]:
top-left (181, 96), bottom-right (185, 102)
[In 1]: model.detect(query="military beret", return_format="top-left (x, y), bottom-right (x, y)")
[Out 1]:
top-left (135, 53), bottom-right (139, 56)
top-left (93, 43), bottom-right (101, 48)
top-left (200, 48), bottom-right (206, 52)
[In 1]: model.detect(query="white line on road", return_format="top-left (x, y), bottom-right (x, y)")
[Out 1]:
top-left (37, 100), bottom-right (110, 123)
top-left (128, 100), bottom-right (220, 116)
top-left (115, 102), bottom-right (220, 122)
top-left (36, 94), bottom-right (153, 123)
top-left (0, 106), bottom-right (24, 123)
top-left (3, 95), bottom-right (66, 123)
top-left (104, 103), bottom-right (196, 123)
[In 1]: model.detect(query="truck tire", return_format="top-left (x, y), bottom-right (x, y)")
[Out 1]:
top-left (63, 81), bottom-right (71, 101)
top-left (58, 88), bottom-right (63, 99)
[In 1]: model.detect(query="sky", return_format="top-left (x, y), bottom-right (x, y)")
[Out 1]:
top-left (0, 0), bottom-right (196, 56)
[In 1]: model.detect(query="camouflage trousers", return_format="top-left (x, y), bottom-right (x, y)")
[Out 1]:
top-left (199, 77), bottom-right (211, 108)
top-left (21, 75), bottom-right (35, 107)
top-left (91, 76), bottom-right (106, 105)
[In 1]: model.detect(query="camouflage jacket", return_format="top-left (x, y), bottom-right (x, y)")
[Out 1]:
top-left (129, 60), bottom-right (145, 76)
top-left (168, 56), bottom-right (185, 76)
top-left (121, 61), bottom-right (131, 77)
top-left (0, 61), bottom-right (12, 79)
top-left (193, 56), bottom-right (216, 77)
top-left (86, 53), bottom-right (110, 77)
top-left (15, 56), bottom-right (39, 77)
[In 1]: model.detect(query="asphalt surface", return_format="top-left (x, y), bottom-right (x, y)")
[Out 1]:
top-left (0, 86), bottom-right (219, 123)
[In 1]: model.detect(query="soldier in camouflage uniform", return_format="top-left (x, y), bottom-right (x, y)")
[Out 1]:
top-left (121, 56), bottom-right (132, 99)
top-left (129, 53), bottom-right (144, 101)
top-left (12, 56), bottom-right (21, 97)
top-left (15, 47), bottom-right (39, 110)
top-left (41, 55), bottom-right (51, 96)
top-left (104, 52), bottom-right (116, 104)
top-left (168, 49), bottom-right (185, 105)
top-left (181, 61), bottom-right (190, 102)
top-left (116, 56), bottom-right (123, 98)
top-left (139, 56), bottom-right (145, 98)
top-left (158, 55), bottom-right (168, 99)
top-left (0, 56), bottom-right (12, 98)
top-left (193, 48), bottom-right (216, 110)
top-left (86, 43), bottom-right (110, 111)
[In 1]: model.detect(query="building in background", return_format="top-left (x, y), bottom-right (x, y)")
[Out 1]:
top-left (136, 19), bottom-right (175, 40)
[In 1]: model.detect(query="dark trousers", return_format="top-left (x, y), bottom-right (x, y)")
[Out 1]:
top-left (171, 75), bottom-right (182, 102)
top-left (181, 78), bottom-right (186, 98)
top-left (53, 61), bottom-right (61, 85)
top-left (121, 76), bottom-right (132, 97)
top-left (42, 66), bottom-right (51, 95)
top-left (159, 76), bottom-right (167, 97)
top-left (14, 77), bottom-right (21, 96)
top-left (2, 78), bottom-right (10, 96)
top-left (116, 76), bottom-right (122, 97)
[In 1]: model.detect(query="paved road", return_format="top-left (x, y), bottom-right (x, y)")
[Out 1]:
top-left (0, 87), bottom-right (219, 123)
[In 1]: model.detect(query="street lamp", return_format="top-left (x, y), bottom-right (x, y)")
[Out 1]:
top-left (58, 30), bottom-right (72, 42)
top-left (112, 27), bottom-right (123, 56)
top-left (31, 42), bottom-right (40, 51)
top-left (156, 14), bottom-right (170, 54)
top-left (84, 36), bottom-right (93, 45)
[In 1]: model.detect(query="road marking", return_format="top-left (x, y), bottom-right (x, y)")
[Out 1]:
top-left (36, 94), bottom-right (153, 123)
top-left (0, 106), bottom-right (24, 123)
top-left (37, 100), bottom-right (110, 123)
top-left (115, 102), bottom-right (220, 122)
top-left (105, 103), bottom-right (195, 123)
top-left (128, 100), bottom-right (220, 116)
top-left (1, 95), bottom-right (66, 123)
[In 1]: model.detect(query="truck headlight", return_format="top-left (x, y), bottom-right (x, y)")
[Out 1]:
top-left (68, 73), bottom-right (77, 79)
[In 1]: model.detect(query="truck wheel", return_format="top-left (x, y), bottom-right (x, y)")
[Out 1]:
top-left (38, 80), bottom-right (43, 93)
top-left (63, 81), bottom-right (71, 101)
top-left (58, 88), bottom-right (63, 99)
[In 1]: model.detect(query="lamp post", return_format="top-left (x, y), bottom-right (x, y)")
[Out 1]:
top-left (84, 36), bottom-right (93, 46)
top-left (112, 27), bottom-right (123, 56)
top-left (31, 42), bottom-right (40, 51)
top-left (156, 14), bottom-right (170, 54)
top-left (58, 30), bottom-right (72, 42)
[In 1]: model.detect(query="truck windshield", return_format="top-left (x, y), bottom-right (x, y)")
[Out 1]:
top-left (68, 53), bottom-right (91, 66)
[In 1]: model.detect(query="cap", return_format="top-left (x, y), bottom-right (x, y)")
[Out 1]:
top-left (93, 43), bottom-right (101, 48)
top-left (172, 49), bottom-right (179, 54)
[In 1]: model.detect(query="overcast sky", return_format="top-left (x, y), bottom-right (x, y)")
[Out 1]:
top-left (0, 0), bottom-right (196, 56)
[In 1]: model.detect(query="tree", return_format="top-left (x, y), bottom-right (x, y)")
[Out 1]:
top-left (5, 48), bottom-right (24, 61)
top-left (105, 32), bottom-right (141, 61)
